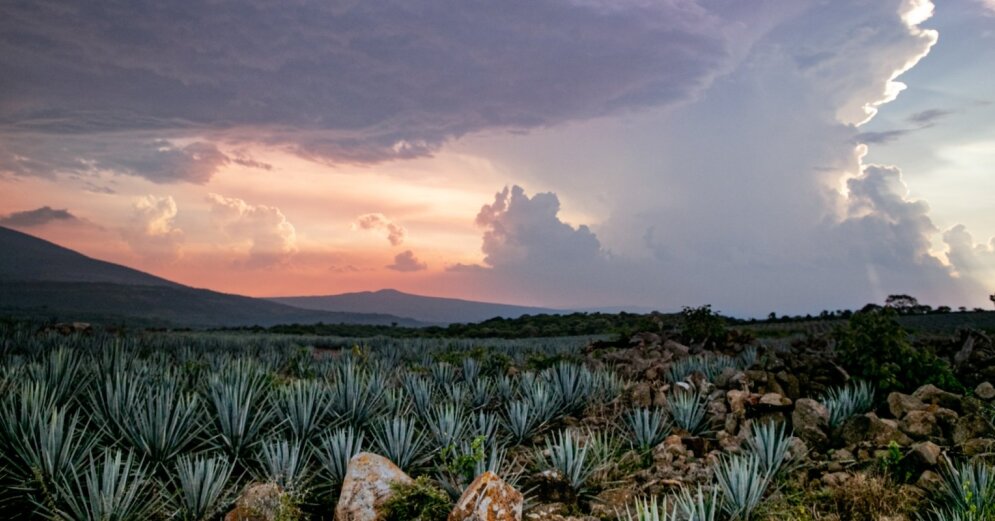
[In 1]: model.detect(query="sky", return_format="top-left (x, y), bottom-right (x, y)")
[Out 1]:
top-left (1, 0), bottom-right (993, 316)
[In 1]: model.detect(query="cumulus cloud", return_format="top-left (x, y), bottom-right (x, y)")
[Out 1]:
top-left (0, 0), bottom-right (798, 181)
top-left (207, 193), bottom-right (297, 268)
top-left (123, 195), bottom-right (184, 263)
top-left (0, 206), bottom-right (77, 227)
top-left (353, 214), bottom-right (406, 246)
top-left (943, 225), bottom-right (995, 287)
top-left (475, 186), bottom-right (602, 268)
top-left (386, 250), bottom-right (427, 272)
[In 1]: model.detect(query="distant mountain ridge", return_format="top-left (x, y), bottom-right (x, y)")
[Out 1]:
top-left (271, 289), bottom-right (562, 324)
top-left (0, 226), bottom-right (422, 328)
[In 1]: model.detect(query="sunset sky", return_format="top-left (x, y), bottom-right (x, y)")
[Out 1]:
top-left (1, 0), bottom-right (993, 316)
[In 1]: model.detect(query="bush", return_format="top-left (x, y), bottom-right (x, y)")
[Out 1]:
top-left (680, 305), bottom-right (727, 347)
top-left (835, 308), bottom-right (962, 395)
top-left (382, 476), bottom-right (452, 521)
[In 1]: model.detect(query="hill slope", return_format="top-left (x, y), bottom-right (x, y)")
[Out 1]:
top-left (0, 227), bottom-right (421, 327)
top-left (271, 289), bottom-right (560, 324)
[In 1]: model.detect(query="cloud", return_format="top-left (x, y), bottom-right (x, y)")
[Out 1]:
top-left (908, 108), bottom-right (953, 125)
top-left (0, 0), bottom-right (797, 180)
top-left (122, 195), bottom-right (184, 263)
top-left (475, 186), bottom-right (602, 268)
top-left (856, 129), bottom-right (914, 145)
top-left (386, 250), bottom-right (427, 272)
top-left (353, 213), bottom-right (406, 246)
top-left (943, 225), bottom-right (995, 287)
top-left (0, 206), bottom-right (77, 227)
top-left (208, 193), bottom-right (297, 267)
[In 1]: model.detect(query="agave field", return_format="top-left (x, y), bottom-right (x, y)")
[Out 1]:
top-left (1, 322), bottom-right (994, 521)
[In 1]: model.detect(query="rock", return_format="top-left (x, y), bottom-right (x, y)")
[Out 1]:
top-left (589, 488), bottom-right (635, 519)
top-left (631, 382), bottom-right (652, 408)
top-left (531, 470), bottom-right (577, 505)
top-left (899, 410), bottom-right (941, 440)
top-left (955, 335), bottom-right (975, 367)
top-left (908, 442), bottom-right (942, 469)
top-left (759, 393), bottom-right (792, 409)
top-left (792, 398), bottom-right (830, 449)
top-left (975, 382), bottom-right (995, 401)
top-left (335, 452), bottom-right (413, 521)
top-left (224, 483), bottom-right (285, 521)
top-left (775, 371), bottom-right (801, 401)
top-left (887, 392), bottom-right (925, 419)
top-left (961, 438), bottom-right (995, 457)
top-left (449, 471), bottom-right (523, 521)
top-left (913, 385), bottom-right (962, 413)
top-left (916, 470), bottom-right (944, 493)
top-left (663, 340), bottom-right (690, 357)
top-left (822, 472), bottom-right (851, 488)
top-left (726, 390), bottom-right (750, 417)
top-left (841, 413), bottom-right (913, 447)
top-left (953, 415), bottom-right (995, 445)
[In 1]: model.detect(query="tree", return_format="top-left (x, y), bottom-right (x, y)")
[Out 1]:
top-left (885, 294), bottom-right (919, 314)
top-left (990, 292), bottom-right (995, 310)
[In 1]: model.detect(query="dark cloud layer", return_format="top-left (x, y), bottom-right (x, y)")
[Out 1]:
top-left (0, 206), bottom-right (77, 227)
top-left (0, 0), bottom-right (755, 181)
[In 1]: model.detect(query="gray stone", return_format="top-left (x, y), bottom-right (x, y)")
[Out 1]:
top-left (335, 452), bottom-right (413, 521)
top-left (899, 410), bottom-right (941, 440)
top-left (449, 471), bottom-right (523, 521)
top-left (913, 385), bottom-right (962, 412)
top-left (908, 441), bottom-right (942, 468)
top-left (953, 415), bottom-right (995, 445)
top-left (975, 382), bottom-right (995, 401)
top-left (792, 398), bottom-right (830, 448)
top-left (887, 392), bottom-right (925, 419)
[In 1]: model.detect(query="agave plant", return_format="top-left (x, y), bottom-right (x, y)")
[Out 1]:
top-left (314, 426), bottom-right (364, 486)
top-left (625, 407), bottom-right (671, 452)
top-left (541, 429), bottom-right (596, 493)
top-left (462, 358), bottom-right (481, 384)
top-left (171, 454), bottom-right (234, 521)
top-left (502, 400), bottom-right (544, 444)
top-left (665, 389), bottom-right (710, 435)
top-left (427, 403), bottom-right (469, 450)
top-left (495, 375), bottom-right (517, 402)
top-left (53, 449), bottom-right (155, 521)
top-left (714, 453), bottom-right (771, 521)
top-left (622, 496), bottom-right (678, 521)
top-left (327, 362), bottom-right (384, 428)
top-left (592, 369), bottom-right (625, 404)
top-left (26, 347), bottom-right (87, 407)
top-left (430, 363), bottom-right (456, 389)
top-left (206, 361), bottom-right (273, 459)
top-left (121, 380), bottom-right (203, 468)
top-left (403, 375), bottom-right (434, 420)
top-left (673, 485), bottom-right (720, 521)
top-left (469, 377), bottom-right (493, 410)
top-left (469, 410), bottom-right (499, 447)
top-left (544, 362), bottom-right (594, 415)
top-left (823, 380), bottom-right (875, 428)
top-left (745, 420), bottom-right (793, 476)
top-left (372, 416), bottom-right (426, 472)
top-left (256, 438), bottom-right (310, 492)
top-left (935, 458), bottom-right (995, 520)
top-left (274, 379), bottom-right (330, 442)
top-left (522, 380), bottom-right (561, 425)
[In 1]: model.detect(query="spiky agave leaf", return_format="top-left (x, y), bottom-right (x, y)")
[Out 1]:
top-left (327, 361), bottom-right (384, 428)
top-left (256, 438), bottom-right (310, 492)
top-left (622, 496), bottom-right (678, 521)
top-left (206, 360), bottom-right (273, 460)
top-left (544, 362), bottom-right (594, 416)
top-left (26, 347), bottom-right (87, 407)
top-left (625, 408), bottom-right (671, 453)
top-left (502, 400), bottom-right (544, 444)
top-left (372, 416), bottom-right (426, 472)
top-left (462, 358), bottom-right (481, 384)
top-left (936, 458), bottom-right (995, 519)
top-left (673, 485), bottom-right (720, 521)
top-left (822, 381), bottom-right (875, 429)
top-left (714, 453), bottom-right (771, 521)
top-left (274, 379), bottom-right (330, 442)
top-left (665, 388), bottom-right (710, 435)
top-left (541, 429), bottom-right (595, 493)
top-left (122, 380), bottom-right (203, 468)
top-left (314, 426), bottom-right (364, 486)
top-left (172, 454), bottom-right (234, 521)
top-left (52, 449), bottom-right (155, 521)
top-left (469, 377), bottom-right (493, 410)
top-left (745, 420), bottom-right (793, 476)
top-left (427, 403), bottom-right (469, 450)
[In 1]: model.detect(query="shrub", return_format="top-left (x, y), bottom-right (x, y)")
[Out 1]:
top-left (835, 308), bottom-right (962, 394)
top-left (680, 305), bottom-right (727, 347)
top-left (381, 476), bottom-right (451, 521)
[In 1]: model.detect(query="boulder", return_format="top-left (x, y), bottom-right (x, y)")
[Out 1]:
top-left (335, 453), bottom-right (413, 521)
top-left (953, 415), bottom-right (995, 446)
top-left (975, 382), bottom-right (995, 401)
top-left (449, 471), bottom-right (523, 521)
top-left (912, 385), bottom-right (961, 412)
top-left (887, 392), bottom-right (925, 419)
top-left (224, 483), bottom-right (286, 521)
top-left (907, 441), bottom-right (942, 469)
top-left (961, 438), bottom-right (995, 457)
top-left (841, 413), bottom-right (913, 447)
top-left (899, 410), bottom-right (942, 440)
top-left (589, 488), bottom-right (636, 520)
top-left (916, 470), bottom-right (944, 493)
top-left (759, 393), bottom-right (792, 409)
top-left (792, 398), bottom-right (830, 449)
top-left (631, 382), bottom-right (653, 408)
top-left (663, 340), bottom-right (690, 357)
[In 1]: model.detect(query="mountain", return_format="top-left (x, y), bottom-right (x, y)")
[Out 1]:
top-left (270, 289), bottom-right (561, 325)
top-left (0, 226), bottom-right (422, 328)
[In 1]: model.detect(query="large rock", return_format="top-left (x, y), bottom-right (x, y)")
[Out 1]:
top-left (975, 382), bottom-right (995, 401)
top-left (887, 392), bottom-right (925, 419)
top-left (449, 471), bottom-right (523, 521)
top-left (899, 410), bottom-right (942, 440)
top-left (841, 413), bottom-right (913, 447)
top-left (908, 441), bottom-right (942, 469)
top-left (792, 398), bottom-right (830, 448)
top-left (912, 385), bottom-right (961, 412)
top-left (224, 483), bottom-right (288, 521)
top-left (335, 452), bottom-right (413, 521)
top-left (953, 415), bottom-right (995, 446)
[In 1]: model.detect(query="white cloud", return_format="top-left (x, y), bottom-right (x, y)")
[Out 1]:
top-left (353, 213), bottom-right (406, 246)
top-left (123, 195), bottom-right (184, 263)
top-left (207, 194), bottom-right (297, 268)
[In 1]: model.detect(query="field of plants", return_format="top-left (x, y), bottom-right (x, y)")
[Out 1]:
top-left (1, 314), bottom-right (994, 521)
